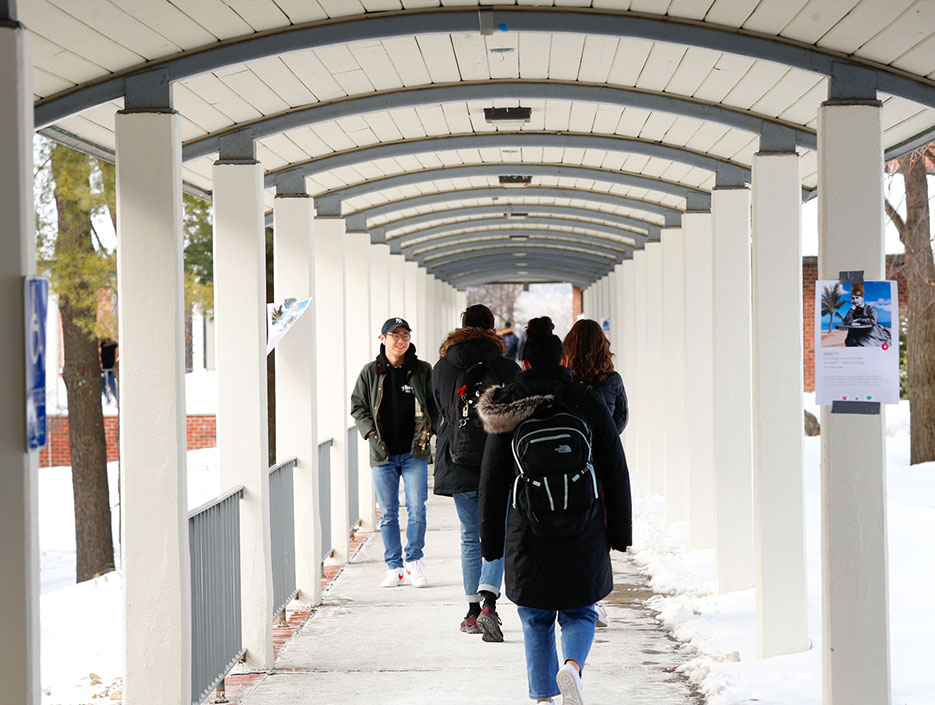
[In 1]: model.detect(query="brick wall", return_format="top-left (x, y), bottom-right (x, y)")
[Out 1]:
top-left (39, 414), bottom-right (217, 468)
top-left (802, 254), bottom-right (907, 392)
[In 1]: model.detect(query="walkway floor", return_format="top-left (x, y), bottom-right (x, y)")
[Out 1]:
top-left (241, 488), bottom-right (702, 705)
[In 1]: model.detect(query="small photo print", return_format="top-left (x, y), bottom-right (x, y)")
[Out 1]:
top-left (819, 281), bottom-right (894, 349)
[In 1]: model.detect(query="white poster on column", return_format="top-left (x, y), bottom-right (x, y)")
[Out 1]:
top-left (267, 297), bottom-right (312, 355)
top-left (814, 280), bottom-right (899, 405)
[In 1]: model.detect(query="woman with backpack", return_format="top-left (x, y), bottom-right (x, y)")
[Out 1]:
top-left (563, 318), bottom-right (629, 434)
top-left (477, 317), bottom-right (632, 705)
top-left (433, 304), bottom-right (521, 640)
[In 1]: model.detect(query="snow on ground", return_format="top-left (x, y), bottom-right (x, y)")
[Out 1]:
top-left (39, 397), bottom-right (934, 704)
top-left (629, 396), bottom-right (935, 705)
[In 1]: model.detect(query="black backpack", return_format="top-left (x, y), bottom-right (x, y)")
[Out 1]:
top-left (448, 361), bottom-right (501, 466)
top-left (511, 385), bottom-right (599, 537)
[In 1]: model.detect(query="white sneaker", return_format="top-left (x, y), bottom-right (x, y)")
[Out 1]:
top-left (381, 567), bottom-right (404, 588)
top-left (594, 601), bottom-right (609, 628)
top-left (556, 662), bottom-right (584, 705)
top-left (404, 560), bottom-right (428, 588)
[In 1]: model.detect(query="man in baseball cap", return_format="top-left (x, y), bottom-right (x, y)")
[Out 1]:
top-left (350, 315), bottom-right (440, 588)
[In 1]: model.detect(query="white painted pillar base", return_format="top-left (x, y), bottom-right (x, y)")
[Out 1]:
top-left (818, 101), bottom-right (890, 705)
top-left (711, 186), bottom-right (755, 594)
top-left (344, 231), bottom-right (372, 536)
top-left (115, 110), bottom-right (191, 701)
top-left (213, 161), bottom-right (274, 669)
top-left (314, 217), bottom-right (350, 564)
top-left (752, 150), bottom-right (809, 658)
top-left (0, 22), bottom-right (40, 705)
top-left (272, 194), bottom-right (322, 606)
top-left (630, 251), bottom-right (647, 482)
top-left (661, 228), bottom-right (688, 522)
top-left (644, 242), bottom-right (665, 496)
top-left (682, 212), bottom-right (716, 550)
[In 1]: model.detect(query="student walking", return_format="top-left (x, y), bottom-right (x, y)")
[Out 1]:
top-left (433, 304), bottom-right (521, 640)
top-left (563, 318), bottom-right (628, 434)
top-left (351, 317), bottom-right (440, 589)
top-left (477, 317), bottom-right (632, 705)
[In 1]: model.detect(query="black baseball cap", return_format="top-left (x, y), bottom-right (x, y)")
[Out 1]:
top-left (381, 317), bottom-right (411, 334)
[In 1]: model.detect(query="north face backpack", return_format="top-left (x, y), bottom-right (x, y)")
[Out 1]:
top-left (448, 361), bottom-right (502, 466)
top-left (511, 385), bottom-right (599, 537)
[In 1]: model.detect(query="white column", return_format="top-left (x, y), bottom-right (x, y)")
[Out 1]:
top-left (344, 231), bottom-right (372, 536)
top-left (360, 242), bottom-right (391, 533)
top-left (661, 227), bottom-right (688, 522)
top-left (644, 242), bottom-right (665, 495)
top-left (818, 99), bottom-right (890, 705)
top-left (190, 309), bottom-right (206, 372)
top-left (213, 160), bottom-right (274, 668)
top-left (273, 193), bottom-right (321, 606)
top-left (752, 148), bottom-right (808, 657)
top-left (45, 293), bottom-right (61, 410)
top-left (0, 20), bottom-right (40, 705)
top-left (711, 185), bottom-right (755, 594)
top-left (388, 254), bottom-right (405, 315)
top-left (115, 110), bottom-right (190, 700)
top-left (314, 217), bottom-right (350, 563)
top-left (456, 290), bottom-right (468, 319)
top-left (619, 260), bottom-right (635, 446)
top-left (682, 212), bottom-right (716, 550)
top-left (630, 251), bottom-right (647, 482)
top-left (403, 260), bottom-right (420, 329)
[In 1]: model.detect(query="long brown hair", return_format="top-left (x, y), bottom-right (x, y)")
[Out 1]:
top-left (563, 319), bottom-right (614, 384)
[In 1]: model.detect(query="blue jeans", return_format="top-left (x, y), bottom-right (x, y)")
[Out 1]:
top-left (101, 369), bottom-right (117, 400)
top-left (517, 605), bottom-right (597, 700)
top-left (452, 491), bottom-right (504, 601)
top-left (372, 453), bottom-right (428, 569)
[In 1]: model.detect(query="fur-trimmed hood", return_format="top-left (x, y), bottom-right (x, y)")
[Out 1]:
top-left (476, 386), bottom-right (555, 434)
top-left (438, 327), bottom-right (506, 359)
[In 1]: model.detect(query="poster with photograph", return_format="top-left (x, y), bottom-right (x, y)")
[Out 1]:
top-left (267, 296), bottom-right (312, 355)
top-left (814, 280), bottom-right (899, 405)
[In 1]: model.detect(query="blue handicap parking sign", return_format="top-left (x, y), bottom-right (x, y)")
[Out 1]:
top-left (25, 277), bottom-right (49, 451)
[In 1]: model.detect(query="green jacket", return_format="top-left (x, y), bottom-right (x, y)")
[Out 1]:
top-left (350, 345), bottom-right (441, 466)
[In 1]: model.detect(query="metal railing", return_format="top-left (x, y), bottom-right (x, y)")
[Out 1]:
top-left (318, 438), bottom-right (333, 561)
top-left (189, 486), bottom-right (245, 705)
top-left (347, 426), bottom-right (359, 532)
top-left (268, 457), bottom-right (298, 618)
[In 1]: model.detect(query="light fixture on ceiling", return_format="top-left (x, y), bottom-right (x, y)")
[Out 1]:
top-left (484, 106), bottom-right (531, 128)
top-left (504, 205), bottom-right (528, 218)
top-left (499, 175), bottom-right (532, 188)
top-left (509, 234), bottom-right (529, 241)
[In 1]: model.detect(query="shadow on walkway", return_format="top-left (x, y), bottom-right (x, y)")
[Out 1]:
top-left (239, 490), bottom-right (703, 705)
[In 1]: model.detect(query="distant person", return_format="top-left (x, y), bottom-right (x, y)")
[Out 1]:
top-left (100, 338), bottom-right (118, 405)
top-left (351, 317), bottom-right (440, 589)
top-left (500, 320), bottom-right (520, 362)
top-left (433, 304), bottom-right (521, 640)
top-left (563, 319), bottom-right (628, 434)
top-left (478, 316), bottom-right (632, 705)
top-left (841, 283), bottom-right (892, 347)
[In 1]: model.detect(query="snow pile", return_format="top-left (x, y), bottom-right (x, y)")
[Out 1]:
top-left (628, 397), bottom-right (935, 705)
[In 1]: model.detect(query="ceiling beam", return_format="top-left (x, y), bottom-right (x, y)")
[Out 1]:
top-left (385, 205), bottom-right (652, 244)
top-left (181, 80), bottom-right (816, 161)
top-left (316, 162), bottom-right (710, 211)
top-left (34, 7), bottom-right (935, 129)
top-left (404, 229), bottom-right (632, 260)
top-left (416, 237), bottom-right (630, 264)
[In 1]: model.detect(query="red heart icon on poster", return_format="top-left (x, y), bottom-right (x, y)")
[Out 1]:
top-left (882, 343), bottom-right (889, 350)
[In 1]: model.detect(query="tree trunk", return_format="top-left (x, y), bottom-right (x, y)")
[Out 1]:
top-left (52, 147), bottom-right (115, 581)
top-left (899, 153), bottom-right (935, 464)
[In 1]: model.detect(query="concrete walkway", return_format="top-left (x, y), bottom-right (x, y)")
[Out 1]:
top-left (242, 488), bottom-right (701, 705)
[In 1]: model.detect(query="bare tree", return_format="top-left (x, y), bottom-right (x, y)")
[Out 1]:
top-left (466, 283), bottom-right (523, 325)
top-left (884, 144), bottom-right (935, 464)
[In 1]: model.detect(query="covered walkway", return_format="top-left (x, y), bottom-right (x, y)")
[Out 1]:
top-left (4, 3), bottom-right (935, 705)
top-left (238, 486), bottom-right (700, 705)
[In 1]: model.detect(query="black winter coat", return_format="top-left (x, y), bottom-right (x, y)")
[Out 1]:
top-left (477, 364), bottom-right (632, 610)
top-left (432, 327), bottom-right (521, 496)
top-left (587, 371), bottom-right (629, 434)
